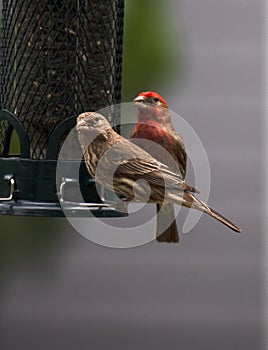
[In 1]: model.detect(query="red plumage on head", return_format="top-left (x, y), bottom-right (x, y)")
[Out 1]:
top-left (137, 91), bottom-right (168, 108)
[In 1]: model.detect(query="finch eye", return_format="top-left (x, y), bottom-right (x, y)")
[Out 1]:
top-left (153, 97), bottom-right (159, 103)
top-left (95, 117), bottom-right (100, 122)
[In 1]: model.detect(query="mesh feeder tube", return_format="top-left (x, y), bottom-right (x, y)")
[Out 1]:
top-left (0, 0), bottom-right (125, 216)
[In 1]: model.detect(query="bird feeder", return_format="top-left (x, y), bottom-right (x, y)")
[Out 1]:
top-left (0, 0), bottom-right (125, 217)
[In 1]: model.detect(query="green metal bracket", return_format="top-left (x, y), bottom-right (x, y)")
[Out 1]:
top-left (47, 115), bottom-right (77, 160)
top-left (0, 110), bottom-right (30, 158)
top-left (0, 110), bottom-right (127, 217)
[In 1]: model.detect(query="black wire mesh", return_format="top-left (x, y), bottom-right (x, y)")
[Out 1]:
top-left (0, 0), bottom-right (124, 159)
top-left (0, 119), bottom-right (9, 155)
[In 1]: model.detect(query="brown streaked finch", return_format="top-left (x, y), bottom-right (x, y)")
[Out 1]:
top-left (76, 112), bottom-right (241, 240)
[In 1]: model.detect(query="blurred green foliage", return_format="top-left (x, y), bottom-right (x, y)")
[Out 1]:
top-left (0, 216), bottom-right (66, 272)
top-left (9, 130), bottom-right (20, 155)
top-left (122, 0), bottom-right (181, 101)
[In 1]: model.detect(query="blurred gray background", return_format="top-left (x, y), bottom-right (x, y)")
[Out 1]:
top-left (0, 0), bottom-right (264, 349)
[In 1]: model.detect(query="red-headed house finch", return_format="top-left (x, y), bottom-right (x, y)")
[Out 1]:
top-left (76, 112), bottom-right (241, 237)
top-left (131, 91), bottom-right (186, 243)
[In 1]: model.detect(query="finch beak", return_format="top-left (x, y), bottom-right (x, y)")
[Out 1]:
top-left (76, 118), bottom-right (88, 131)
top-left (133, 95), bottom-right (145, 104)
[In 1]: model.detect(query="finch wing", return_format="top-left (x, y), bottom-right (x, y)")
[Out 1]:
top-left (115, 158), bottom-right (197, 193)
top-left (171, 130), bottom-right (187, 179)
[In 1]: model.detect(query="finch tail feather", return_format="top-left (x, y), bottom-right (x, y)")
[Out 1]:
top-left (204, 206), bottom-right (241, 233)
top-left (181, 192), bottom-right (241, 233)
top-left (156, 204), bottom-right (179, 243)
